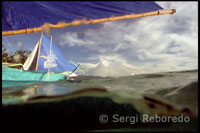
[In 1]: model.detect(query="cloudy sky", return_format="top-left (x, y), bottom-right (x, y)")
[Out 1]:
top-left (2, 2), bottom-right (198, 77)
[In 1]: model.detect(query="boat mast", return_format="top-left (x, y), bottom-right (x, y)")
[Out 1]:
top-left (35, 32), bottom-right (43, 71)
top-left (46, 35), bottom-right (53, 81)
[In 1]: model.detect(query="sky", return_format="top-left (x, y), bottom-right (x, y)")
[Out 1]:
top-left (2, 2), bottom-right (198, 77)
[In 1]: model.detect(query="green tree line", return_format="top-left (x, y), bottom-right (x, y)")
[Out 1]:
top-left (2, 44), bottom-right (31, 64)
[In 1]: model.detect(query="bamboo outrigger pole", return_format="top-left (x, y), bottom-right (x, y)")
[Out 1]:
top-left (2, 9), bottom-right (176, 36)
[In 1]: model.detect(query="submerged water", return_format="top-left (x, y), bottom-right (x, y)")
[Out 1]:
top-left (2, 70), bottom-right (198, 131)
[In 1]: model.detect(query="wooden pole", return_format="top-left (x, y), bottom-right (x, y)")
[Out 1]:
top-left (2, 9), bottom-right (176, 36)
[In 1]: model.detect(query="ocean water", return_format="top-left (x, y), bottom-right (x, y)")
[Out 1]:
top-left (2, 70), bottom-right (198, 131)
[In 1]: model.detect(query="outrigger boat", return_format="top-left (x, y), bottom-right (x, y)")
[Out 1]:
top-left (2, 33), bottom-right (81, 87)
top-left (2, 65), bottom-right (69, 87)
top-left (2, 2), bottom-right (176, 88)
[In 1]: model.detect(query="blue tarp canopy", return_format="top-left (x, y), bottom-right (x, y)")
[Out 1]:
top-left (2, 1), bottom-right (162, 31)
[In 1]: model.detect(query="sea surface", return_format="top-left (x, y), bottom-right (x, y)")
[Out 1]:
top-left (2, 70), bottom-right (198, 132)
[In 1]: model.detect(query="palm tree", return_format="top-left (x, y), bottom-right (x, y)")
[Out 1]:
top-left (2, 45), bottom-right (31, 65)
top-left (14, 50), bottom-right (31, 64)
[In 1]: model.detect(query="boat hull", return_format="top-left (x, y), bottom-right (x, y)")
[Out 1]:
top-left (2, 66), bottom-right (68, 87)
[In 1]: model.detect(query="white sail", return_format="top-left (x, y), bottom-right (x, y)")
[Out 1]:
top-left (23, 42), bottom-right (39, 70)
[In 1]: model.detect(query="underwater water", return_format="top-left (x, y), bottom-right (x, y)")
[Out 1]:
top-left (2, 70), bottom-right (198, 132)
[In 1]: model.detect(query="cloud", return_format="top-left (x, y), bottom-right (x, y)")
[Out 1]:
top-left (59, 2), bottom-right (198, 76)
top-left (79, 55), bottom-right (144, 77)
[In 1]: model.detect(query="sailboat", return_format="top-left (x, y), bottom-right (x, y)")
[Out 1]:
top-left (2, 2), bottom-right (176, 87)
top-left (2, 33), bottom-right (80, 87)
